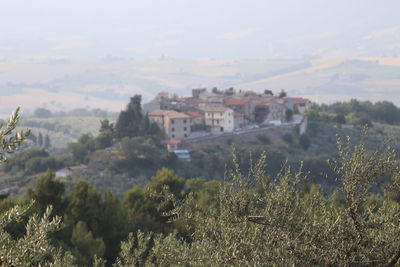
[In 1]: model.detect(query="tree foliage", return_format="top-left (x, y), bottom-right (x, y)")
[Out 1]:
top-left (38, 132), bottom-right (43, 147)
top-left (0, 108), bottom-right (30, 162)
top-left (263, 89), bottom-right (273, 96)
top-left (69, 134), bottom-right (96, 164)
top-left (116, 138), bottom-right (400, 266)
top-left (2, 107), bottom-right (400, 266)
top-left (0, 205), bottom-right (76, 267)
top-left (114, 95), bottom-right (160, 140)
top-left (71, 221), bottom-right (105, 266)
top-left (95, 119), bottom-right (114, 149)
top-left (44, 134), bottom-right (51, 148)
top-left (278, 89), bottom-right (287, 98)
top-left (28, 170), bottom-right (66, 216)
top-left (309, 99), bottom-right (400, 125)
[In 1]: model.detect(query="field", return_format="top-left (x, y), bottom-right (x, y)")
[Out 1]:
top-left (16, 115), bottom-right (116, 148)
top-left (1, 57), bottom-right (400, 118)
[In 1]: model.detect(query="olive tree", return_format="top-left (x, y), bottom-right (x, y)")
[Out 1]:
top-left (0, 107), bottom-right (30, 162)
top-left (116, 138), bottom-right (400, 266)
top-left (0, 109), bottom-right (82, 266)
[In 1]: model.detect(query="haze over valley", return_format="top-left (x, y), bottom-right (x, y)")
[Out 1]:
top-left (2, 0), bottom-right (400, 116)
top-left (3, 2), bottom-right (400, 266)
top-left (2, 56), bottom-right (400, 117)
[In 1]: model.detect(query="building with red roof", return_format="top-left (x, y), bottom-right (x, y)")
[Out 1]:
top-left (167, 139), bottom-right (182, 151)
top-left (291, 97), bottom-right (311, 114)
top-left (225, 98), bottom-right (249, 106)
top-left (225, 97), bottom-right (254, 123)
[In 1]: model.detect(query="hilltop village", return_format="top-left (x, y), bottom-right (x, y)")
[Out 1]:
top-left (143, 88), bottom-right (310, 150)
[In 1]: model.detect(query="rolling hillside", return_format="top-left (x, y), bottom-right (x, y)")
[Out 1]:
top-left (1, 57), bottom-right (400, 118)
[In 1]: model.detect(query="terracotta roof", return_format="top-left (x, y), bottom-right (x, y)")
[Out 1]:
top-left (225, 98), bottom-right (249, 106)
top-left (168, 140), bottom-right (182, 145)
top-left (149, 110), bottom-right (191, 119)
top-left (292, 97), bottom-right (310, 105)
top-left (186, 112), bottom-right (204, 118)
top-left (254, 99), bottom-right (273, 106)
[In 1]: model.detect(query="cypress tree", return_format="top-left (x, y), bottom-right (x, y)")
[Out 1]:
top-left (44, 134), bottom-right (51, 148)
top-left (115, 95), bottom-right (143, 139)
top-left (38, 132), bottom-right (43, 147)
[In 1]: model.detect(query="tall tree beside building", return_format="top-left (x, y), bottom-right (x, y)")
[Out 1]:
top-left (278, 89), bottom-right (287, 98)
top-left (264, 89), bottom-right (273, 95)
top-left (115, 95), bottom-right (143, 139)
top-left (115, 95), bottom-right (160, 139)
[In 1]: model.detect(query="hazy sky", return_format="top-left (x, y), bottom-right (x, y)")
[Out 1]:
top-left (1, 0), bottom-right (400, 59)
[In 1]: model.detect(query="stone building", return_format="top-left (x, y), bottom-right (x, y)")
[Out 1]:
top-left (148, 110), bottom-right (191, 140)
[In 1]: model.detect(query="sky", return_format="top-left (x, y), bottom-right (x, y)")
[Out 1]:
top-left (1, 0), bottom-right (400, 59)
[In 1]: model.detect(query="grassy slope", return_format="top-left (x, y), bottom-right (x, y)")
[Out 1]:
top-left (17, 116), bottom-right (116, 148)
top-left (3, 117), bottom-right (400, 198)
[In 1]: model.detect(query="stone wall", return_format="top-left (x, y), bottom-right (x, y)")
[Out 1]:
top-left (179, 124), bottom-right (296, 150)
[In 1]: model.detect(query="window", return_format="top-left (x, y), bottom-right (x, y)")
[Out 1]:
top-left (220, 112), bottom-right (223, 116)
top-left (172, 134), bottom-right (175, 138)
top-left (217, 120), bottom-right (219, 124)
top-left (171, 119), bottom-right (175, 124)
top-left (172, 127), bottom-right (175, 132)
top-left (184, 127), bottom-right (187, 131)
top-left (184, 134), bottom-right (187, 137)
top-left (183, 119), bottom-right (187, 123)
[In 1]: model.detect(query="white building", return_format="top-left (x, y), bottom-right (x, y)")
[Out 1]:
top-left (202, 106), bottom-right (234, 133)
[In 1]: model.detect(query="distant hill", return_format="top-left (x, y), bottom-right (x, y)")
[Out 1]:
top-left (2, 57), bottom-right (400, 117)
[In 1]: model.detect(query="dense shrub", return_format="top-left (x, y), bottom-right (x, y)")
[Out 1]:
top-left (116, 140), bottom-right (400, 266)
top-left (282, 133), bottom-right (293, 144)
